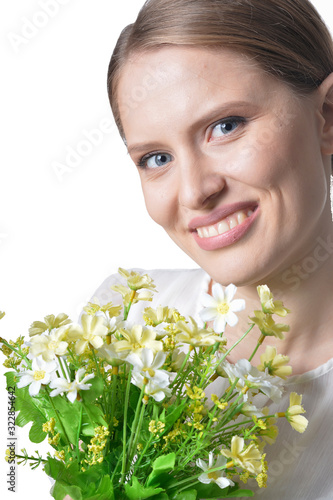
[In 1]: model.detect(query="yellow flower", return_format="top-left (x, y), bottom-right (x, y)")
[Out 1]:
top-left (176, 317), bottom-right (223, 347)
top-left (286, 392), bottom-right (308, 433)
top-left (48, 433), bottom-right (60, 446)
top-left (221, 436), bottom-right (262, 475)
top-left (43, 417), bottom-right (56, 435)
top-left (143, 306), bottom-right (181, 326)
top-left (257, 346), bottom-right (292, 379)
top-left (256, 454), bottom-right (268, 488)
top-left (249, 311), bottom-right (290, 339)
top-left (118, 268), bottom-right (156, 291)
top-left (0, 311), bottom-right (5, 320)
top-left (111, 284), bottom-right (154, 307)
top-left (67, 314), bottom-right (109, 355)
top-left (186, 385), bottom-right (205, 400)
top-left (84, 299), bottom-right (122, 318)
top-left (113, 325), bottom-right (163, 355)
top-left (211, 394), bottom-right (228, 410)
top-left (257, 285), bottom-right (291, 317)
top-left (148, 420), bottom-right (165, 434)
top-left (29, 313), bottom-right (71, 337)
top-left (257, 408), bottom-right (279, 445)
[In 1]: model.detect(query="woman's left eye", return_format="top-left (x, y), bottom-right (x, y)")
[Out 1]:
top-left (210, 117), bottom-right (245, 140)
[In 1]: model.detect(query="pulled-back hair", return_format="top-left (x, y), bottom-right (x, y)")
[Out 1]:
top-left (107, 0), bottom-right (333, 141)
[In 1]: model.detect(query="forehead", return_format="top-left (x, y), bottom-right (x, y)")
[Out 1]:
top-left (117, 46), bottom-right (295, 141)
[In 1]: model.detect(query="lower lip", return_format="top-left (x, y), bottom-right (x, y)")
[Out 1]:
top-left (193, 208), bottom-right (259, 251)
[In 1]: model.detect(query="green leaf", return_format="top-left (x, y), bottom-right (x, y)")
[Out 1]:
top-left (164, 401), bottom-right (187, 432)
top-left (124, 476), bottom-right (164, 500)
top-left (147, 453), bottom-right (176, 487)
top-left (152, 454), bottom-right (176, 473)
top-left (51, 482), bottom-right (82, 500)
top-left (47, 458), bottom-right (115, 500)
top-left (81, 401), bottom-right (107, 436)
top-left (14, 386), bottom-right (47, 443)
top-left (5, 371), bottom-right (16, 389)
top-left (46, 395), bottom-right (81, 443)
top-left (81, 377), bottom-right (104, 404)
top-left (193, 482), bottom-right (254, 499)
top-left (224, 489), bottom-right (254, 497)
top-left (173, 490), bottom-right (197, 500)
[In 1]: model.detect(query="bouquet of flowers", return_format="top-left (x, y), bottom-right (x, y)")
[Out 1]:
top-left (0, 268), bottom-right (308, 500)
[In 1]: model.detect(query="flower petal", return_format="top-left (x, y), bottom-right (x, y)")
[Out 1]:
top-left (224, 284), bottom-right (237, 302)
top-left (212, 283), bottom-right (225, 302)
top-left (199, 308), bottom-right (219, 322)
top-left (230, 299), bottom-right (246, 312)
top-left (201, 293), bottom-right (217, 308)
top-left (214, 315), bottom-right (226, 333)
top-left (225, 311), bottom-right (239, 327)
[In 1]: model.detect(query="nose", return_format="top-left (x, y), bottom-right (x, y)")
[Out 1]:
top-left (177, 152), bottom-right (226, 210)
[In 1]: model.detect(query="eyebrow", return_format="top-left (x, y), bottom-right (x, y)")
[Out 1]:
top-left (126, 100), bottom-right (252, 156)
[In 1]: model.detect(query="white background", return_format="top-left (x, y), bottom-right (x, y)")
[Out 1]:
top-left (0, 1), bottom-right (332, 498)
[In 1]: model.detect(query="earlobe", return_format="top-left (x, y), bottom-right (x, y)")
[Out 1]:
top-left (318, 73), bottom-right (333, 156)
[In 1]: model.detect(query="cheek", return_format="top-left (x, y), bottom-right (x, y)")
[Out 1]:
top-left (141, 180), bottom-right (177, 229)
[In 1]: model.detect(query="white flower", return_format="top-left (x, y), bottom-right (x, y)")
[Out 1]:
top-left (126, 348), bottom-right (169, 386)
top-left (199, 283), bottom-right (245, 333)
top-left (17, 356), bottom-right (58, 396)
top-left (49, 368), bottom-right (94, 403)
top-left (28, 326), bottom-right (69, 361)
top-left (170, 348), bottom-right (187, 371)
top-left (196, 452), bottom-right (235, 490)
top-left (240, 403), bottom-right (264, 418)
top-left (131, 372), bottom-right (171, 402)
top-left (67, 314), bottom-right (109, 355)
top-left (224, 359), bottom-right (284, 403)
top-left (97, 342), bottom-right (127, 366)
top-left (95, 310), bottom-right (123, 333)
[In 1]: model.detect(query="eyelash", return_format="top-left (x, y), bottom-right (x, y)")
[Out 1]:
top-left (136, 116), bottom-right (246, 169)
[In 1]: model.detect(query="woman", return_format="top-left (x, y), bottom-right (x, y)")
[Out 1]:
top-left (93, 0), bottom-right (333, 498)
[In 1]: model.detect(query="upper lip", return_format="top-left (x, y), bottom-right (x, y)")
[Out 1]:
top-left (188, 201), bottom-right (258, 231)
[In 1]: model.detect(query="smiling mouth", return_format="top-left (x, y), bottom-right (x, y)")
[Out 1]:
top-left (196, 208), bottom-right (256, 239)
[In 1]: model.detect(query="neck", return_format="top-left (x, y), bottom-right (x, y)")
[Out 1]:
top-left (219, 224), bottom-right (333, 375)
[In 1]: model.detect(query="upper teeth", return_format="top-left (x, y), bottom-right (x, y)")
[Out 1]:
top-left (196, 209), bottom-right (254, 239)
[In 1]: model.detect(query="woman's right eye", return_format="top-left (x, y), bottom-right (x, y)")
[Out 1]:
top-left (138, 152), bottom-right (173, 169)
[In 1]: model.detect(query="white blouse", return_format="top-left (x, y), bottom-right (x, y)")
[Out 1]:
top-left (91, 268), bottom-right (333, 500)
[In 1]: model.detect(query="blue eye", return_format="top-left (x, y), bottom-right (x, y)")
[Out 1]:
top-left (139, 152), bottom-right (173, 169)
top-left (211, 117), bottom-right (244, 139)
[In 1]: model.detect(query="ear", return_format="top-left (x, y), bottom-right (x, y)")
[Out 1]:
top-left (318, 73), bottom-right (333, 156)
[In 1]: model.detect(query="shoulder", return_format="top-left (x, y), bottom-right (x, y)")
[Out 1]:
top-left (90, 267), bottom-right (209, 308)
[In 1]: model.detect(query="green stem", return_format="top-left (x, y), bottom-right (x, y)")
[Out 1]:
top-left (170, 349), bottom-right (192, 392)
top-left (76, 405), bottom-right (83, 463)
top-left (216, 323), bottom-right (255, 369)
top-left (120, 367), bottom-right (132, 484)
top-left (124, 291), bottom-right (137, 320)
top-left (46, 389), bottom-right (71, 447)
top-left (248, 333), bottom-right (266, 362)
top-left (129, 402), bottom-right (146, 463)
top-left (132, 433), bottom-right (155, 477)
top-left (109, 368), bottom-right (118, 437)
top-left (126, 385), bottom-right (145, 462)
top-left (15, 453), bottom-right (47, 463)
top-left (1, 339), bottom-right (31, 368)
top-left (91, 348), bottom-right (107, 415)
top-left (57, 356), bottom-right (69, 380)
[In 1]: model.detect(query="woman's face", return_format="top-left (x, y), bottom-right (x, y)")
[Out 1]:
top-left (118, 47), bottom-right (331, 286)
